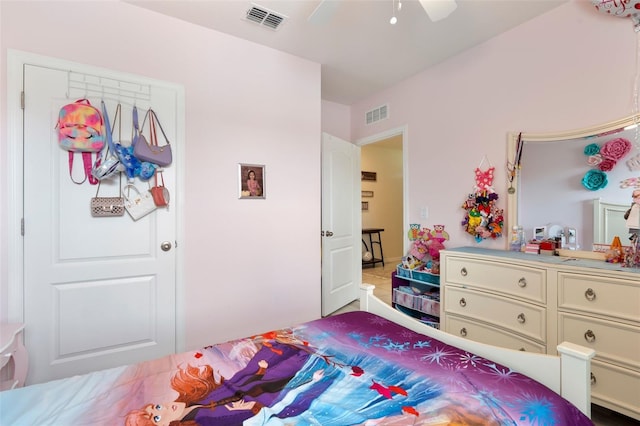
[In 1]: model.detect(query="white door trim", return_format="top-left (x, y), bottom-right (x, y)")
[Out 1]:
top-left (356, 125), bottom-right (409, 254)
top-left (6, 49), bottom-right (187, 351)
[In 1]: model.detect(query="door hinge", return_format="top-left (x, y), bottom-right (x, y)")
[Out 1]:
top-left (21, 218), bottom-right (24, 236)
top-left (20, 91), bottom-right (25, 110)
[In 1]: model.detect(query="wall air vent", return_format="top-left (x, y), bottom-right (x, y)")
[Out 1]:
top-left (365, 104), bottom-right (389, 125)
top-left (245, 4), bottom-right (286, 30)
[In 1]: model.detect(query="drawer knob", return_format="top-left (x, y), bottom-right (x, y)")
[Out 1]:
top-left (459, 327), bottom-right (467, 337)
top-left (584, 288), bottom-right (596, 301)
top-left (584, 329), bottom-right (596, 343)
top-left (590, 372), bottom-right (596, 385)
top-left (460, 267), bottom-right (468, 277)
top-left (517, 313), bottom-right (526, 324)
top-left (459, 297), bottom-right (467, 307)
top-left (518, 277), bottom-right (527, 288)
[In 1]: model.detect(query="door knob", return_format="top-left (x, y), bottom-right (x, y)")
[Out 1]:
top-left (161, 241), bottom-right (172, 252)
top-left (325, 231), bottom-right (334, 237)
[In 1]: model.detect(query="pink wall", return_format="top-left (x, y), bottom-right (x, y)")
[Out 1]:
top-left (321, 100), bottom-right (351, 141)
top-left (0, 1), bottom-right (321, 349)
top-left (350, 0), bottom-right (636, 249)
top-left (2, 0), bottom-right (634, 351)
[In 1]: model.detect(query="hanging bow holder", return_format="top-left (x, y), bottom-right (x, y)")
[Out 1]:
top-left (461, 156), bottom-right (504, 242)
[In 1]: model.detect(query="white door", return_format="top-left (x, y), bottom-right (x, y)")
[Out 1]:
top-left (21, 62), bottom-right (180, 384)
top-left (321, 133), bottom-right (361, 316)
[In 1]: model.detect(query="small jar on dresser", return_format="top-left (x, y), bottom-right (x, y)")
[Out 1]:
top-left (440, 247), bottom-right (640, 421)
top-left (0, 323), bottom-right (28, 390)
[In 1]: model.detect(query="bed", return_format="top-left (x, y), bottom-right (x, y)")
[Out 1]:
top-left (0, 284), bottom-right (595, 425)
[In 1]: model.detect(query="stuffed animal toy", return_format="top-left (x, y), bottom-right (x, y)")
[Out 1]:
top-left (428, 239), bottom-right (445, 260)
top-left (418, 227), bottom-right (432, 240)
top-left (409, 238), bottom-right (430, 260)
top-left (430, 224), bottom-right (449, 243)
top-left (401, 255), bottom-right (422, 270)
top-left (408, 224), bottom-right (421, 240)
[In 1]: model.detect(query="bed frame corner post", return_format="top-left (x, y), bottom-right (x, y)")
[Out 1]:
top-left (359, 283), bottom-right (375, 312)
top-left (557, 341), bottom-right (596, 418)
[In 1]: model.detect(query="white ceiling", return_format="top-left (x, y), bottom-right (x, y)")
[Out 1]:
top-left (126, 0), bottom-right (568, 105)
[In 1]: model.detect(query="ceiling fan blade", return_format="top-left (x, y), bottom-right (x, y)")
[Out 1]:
top-left (308, 0), bottom-right (340, 25)
top-left (418, 0), bottom-right (457, 22)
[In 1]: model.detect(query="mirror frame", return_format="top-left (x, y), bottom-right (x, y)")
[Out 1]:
top-left (506, 113), bottom-right (640, 253)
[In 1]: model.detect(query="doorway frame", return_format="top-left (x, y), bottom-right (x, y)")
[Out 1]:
top-left (356, 125), bottom-right (409, 255)
top-left (5, 49), bottom-right (187, 351)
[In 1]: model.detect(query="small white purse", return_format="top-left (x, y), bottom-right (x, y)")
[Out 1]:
top-left (123, 184), bottom-right (157, 221)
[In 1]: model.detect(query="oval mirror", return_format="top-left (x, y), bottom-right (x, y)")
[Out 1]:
top-left (507, 114), bottom-right (640, 253)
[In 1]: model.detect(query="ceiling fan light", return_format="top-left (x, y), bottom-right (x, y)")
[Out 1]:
top-left (418, 0), bottom-right (457, 22)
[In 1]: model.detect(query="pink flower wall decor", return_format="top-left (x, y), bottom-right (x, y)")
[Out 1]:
top-left (597, 158), bottom-right (616, 172)
top-left (582, 138), bottom-right (631, 191)
top-left (587, 154), bottom-right (603, 166)
top-left (600, 138), bottom-right (631, 161)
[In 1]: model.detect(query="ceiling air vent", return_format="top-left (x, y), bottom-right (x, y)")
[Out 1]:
top-left (365, 104), bottom-right (389, 125)
top-left (246, 4), bottom-right (286, 30)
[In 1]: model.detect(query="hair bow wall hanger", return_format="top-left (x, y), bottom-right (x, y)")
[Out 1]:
top-left (461, 154), bottom-right (503, 243)
top-left (475, 155), bottom-right (495, 193)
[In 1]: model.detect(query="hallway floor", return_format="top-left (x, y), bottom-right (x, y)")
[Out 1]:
top-left (329, 263), bottom-right (639, 426)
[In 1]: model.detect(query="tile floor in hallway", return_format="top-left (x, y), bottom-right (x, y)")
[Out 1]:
top-left (330, 263), bottom-right (639, 426)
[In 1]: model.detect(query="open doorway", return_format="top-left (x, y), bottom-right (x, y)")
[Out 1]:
top-left (358, 128), bottom-right (406, 274)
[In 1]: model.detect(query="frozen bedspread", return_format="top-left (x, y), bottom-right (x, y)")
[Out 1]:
top-left (0, 311), bottom-right (592, 425)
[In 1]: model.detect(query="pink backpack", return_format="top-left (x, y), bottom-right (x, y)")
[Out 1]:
top-left (56, 99), bottom-right (105, 184)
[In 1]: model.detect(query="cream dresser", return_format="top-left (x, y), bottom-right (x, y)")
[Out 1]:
top-left (440, 247), bottom-right (640, 420)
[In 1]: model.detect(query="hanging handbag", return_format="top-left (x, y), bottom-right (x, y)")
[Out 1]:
top-left (92, 102), bottom-right (123, 181)
top-left (103, 103), bottom-right (156, 181)
top-left (90, 174), bottom-right (125, 217)
top-left (123, 183), bottom-right (157, 221)
top-left (91, 155), bottom-right (120, 180)
top-left (134, 109), bottom-right (173, 167)
top-left (150, 170), bottom-right (170, 207)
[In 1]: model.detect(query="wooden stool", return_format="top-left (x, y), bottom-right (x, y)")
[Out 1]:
top-left (362, 228), bottom-right (385, 267)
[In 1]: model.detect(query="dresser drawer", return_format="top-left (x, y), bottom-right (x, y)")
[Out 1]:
top-left (591, 360), bottom-right (640, 420)
top-left (445, 314), bottom-right (546, 353)
top-left (444, 287), bottom-right (546, 342)
top-left (444, 256), bottom-right (545, 303)
top-left (558, 312), bottom-right (640, 369)
top-left (558, 273), bottom-right (640, 323)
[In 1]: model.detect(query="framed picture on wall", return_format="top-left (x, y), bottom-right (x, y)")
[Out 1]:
top-left (361, 171), bottom-right (377, 181)
top-left (239, 163), bottom-right (266, 199)
top-left (362, 201), bottom-right (369, 211)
